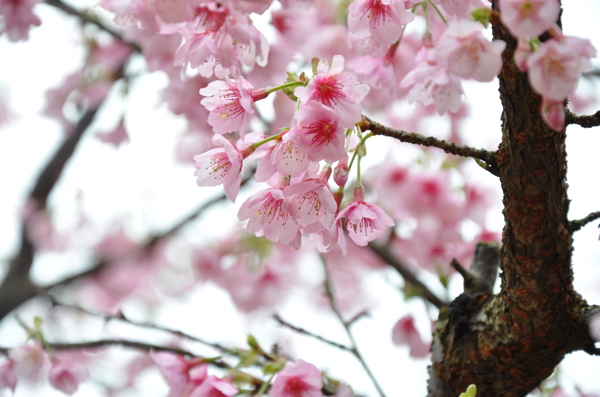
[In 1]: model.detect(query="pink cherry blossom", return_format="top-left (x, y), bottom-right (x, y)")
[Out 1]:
top-left (434, 19), bottom-right (506, 82)
top-left (400, 48), bottom-right (464, 115)
top-left (238, 182), bottom-right (301, 246)
top-left (0, 0), bottom-right (41, 42)
top-left (541, 97), bottom-right (565, 131)
top-left (96, 118), bottom-right (129, 148)
top-left (255, 134), bottom-right (313, 182)
top-left (9, 344), bottom-right (46, 379)
top-left (499, 0), bottom-right (560, 38)
top-left (295, 55), bottom-right (370, 128)
top-left (0, 361), bottom-right (17, 392)
top-left (189, 375), bottom-right (237, 397)
top-left (284, 166), bottom-right (337, 228)
top-left (391, 315), bottom-right (430, 358)
top-left (199, 78), bottom-right (256, 136)
top-left (336, 185), bottom-right (395, 246)
top-left (48, 354), bottom-right (89, 395)
top-left (153, 352), bottom-right (208, 397)
top-left (347, 0), bottom-right (414, 49)
top-left (193, 134), bottom-right (256, 202)
top-left (270, 359), bottom-right (323, 397)
top-left (347, 54), bottom-right (398, 109)
top-left (288, 102), bottom-right (346, 163)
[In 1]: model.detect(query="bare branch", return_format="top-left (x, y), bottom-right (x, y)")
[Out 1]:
top-left (360, 115), bottom-right (499, 176)
top-left (44, 0), bottom-right (142, 53)
top-left (321, 257), bottom-right (387, 397)
top-left (273, 314), bottom-right (352, 352)
top-left (368, 243), bottom-right (448, 309)
top-left (569, 211), bottom-right (600, 232)
top-left (565, 109), bottom-right (600, 128)
top-left (46, 294), bottom-right (230, 353)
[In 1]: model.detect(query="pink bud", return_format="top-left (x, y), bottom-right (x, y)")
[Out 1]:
top-left (541, 97), bottom-right (565, 131)
top-left (334, 155), bottom-right (349, 188)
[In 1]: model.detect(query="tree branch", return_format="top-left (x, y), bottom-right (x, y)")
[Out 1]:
top-left (44, 0), bottom-right (142, 53)
top-left (273, 315), bottom-right (353, 352)
top-left (569, 211), bottom-right (600, 233)
top-left (367, 242), bottom-right (448, 309)
top-left (360, 115), bottom-right (499, 176)
top-left (565, 109), bottom-right (600, 128)
top-left (321, 257), bottom-right (387, 397)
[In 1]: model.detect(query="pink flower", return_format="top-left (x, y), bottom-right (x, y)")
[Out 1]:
top-left (0, 0), bottom-right (41, 42)
top-left (238, 181), bottom-right (301, 246)
top-left (0, 361), bottom-right (17, 392)
top-left (499, 0), bottom-right (560, 38)
top-left (434, 19), bottom-right (506, 82)
top-left (527, 39), bottom-right (586, 101)
top-left (400, 48), bottom-right (464, 115)
top-left (347, 0), bottom-right (414, 49)
top-left (96, 118), bottom-right (129, 148)
top-left (200, 78), bottom-right (259, 136)
top-left (255, 135), bottom-right (312, 182)
top-left (289, 102), bottom-right (346, 163)
top-left (295, 55), bottom-right (369, 128)
top-left (270, 359), bottom-right (323, 397)
top-left (189, 375), bottom-right (237, 397)
top-left (193, 134), bottom-right (256, 202)
top-left (541, 97), bottom-right (565, 131)
top-left (391, 315), bottom-right (430, 358)
top-left (284, 167), bottom-right (337, 228)
top-left (48, 355), bottom-right (89, 395)
top-left (336, 185), bottom-right (395, 246)
top-left (9, 344), bottom-right (45, 379)
top-left (153, 352), bottom-right (208, 397)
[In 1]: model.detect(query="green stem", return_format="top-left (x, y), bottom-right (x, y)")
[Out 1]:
top-left (266, 81), bottom-right (305, 94)
top-left (428, 0), bottom-right (448, 24)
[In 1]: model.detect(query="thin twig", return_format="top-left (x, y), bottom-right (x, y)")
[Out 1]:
top-left (273, 315), bottom-right (352, 352)
top-left (569, 211), bottom-right (600, 232)
top-left (321, 257), bottom-right (388, 397)
top-left (45, 294), bottom-right (230, 353)
top-left (368, 243), bottom-right (447, 309)
top-left (360, 115), bottom-right (499, 176)
top-left (44, 0), bottom-right (142, 53)
top-left (565, 109), bottom-right (600, 128)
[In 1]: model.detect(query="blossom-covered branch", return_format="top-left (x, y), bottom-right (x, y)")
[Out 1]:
top-left (360, 115), bottom-right (499, 175)
top-left (565, 109), bottom-right (600, 128)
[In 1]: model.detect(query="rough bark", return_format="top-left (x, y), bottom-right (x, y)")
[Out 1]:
top-left (427, 4), bottom-right (599, 396)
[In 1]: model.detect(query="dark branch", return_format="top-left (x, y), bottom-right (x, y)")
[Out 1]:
top-left (44, 0), bottom-right (142, 53)
top-left (569, 211), bottom-right (600, 233)
top-left (0, 106), bottom-right (100, 322)
top-left (360, 115), bottom-right (499, 176)
top-left (273, 315), bottom-right (352, 352)
top-left (368, 242), bottom-right (448, 309)
top-left (565, 109), bottom-right (600, 128)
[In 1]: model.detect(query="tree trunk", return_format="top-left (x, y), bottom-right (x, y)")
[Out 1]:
top-left (427, 3), bottom-right (599, 396)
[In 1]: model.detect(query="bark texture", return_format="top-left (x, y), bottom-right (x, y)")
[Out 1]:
top-left (427, 4), bottom-right (599, 396)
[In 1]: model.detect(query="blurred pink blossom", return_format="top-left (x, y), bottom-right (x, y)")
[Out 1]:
top-left (270, 359), bottom-right (323, 397)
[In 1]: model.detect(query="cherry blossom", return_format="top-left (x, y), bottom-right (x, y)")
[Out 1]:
top-left (96, 118), bottom-right (129, 148)
top-left (190, 375), bottom-right (237, 397)
top-left (193, 134), bottom-right (257, 202)
top-left (391, 315), bottom-right (430, 358)
top-left (200, 78), bottom-right (263, 136)
top-left (0, 361), bottom-right (16, 392)
top-left (541, 97), bottom-right (566, 131)
top-left (0, 0), bottom-right (41, 42)
top-left (295, 55), bottom-right (370, 128)
top-left (9, 344), bottom-right (46, 379)
top-left (255, 134), bottom-right (313, 182)
top-left (336, 184), bottom-right (395, 247)
top-left (499, 0), bottom-right (560, 38)
top-left (434, 19), bottom-right (506, 82)
top-left (270, 359), bottom-right (323, 397)
top-left (48, 354), bottom-right (90, 395)
top-left (284, 166), bottom-right (337, 228)
top-left (238, 180), bottom-right (301, 247)
top-left (347, 0), bottom-right (414, 49)
top-left (400, 48), bottom-right (464, 115)
top-left (288, 102), bottom-right (346, 163)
